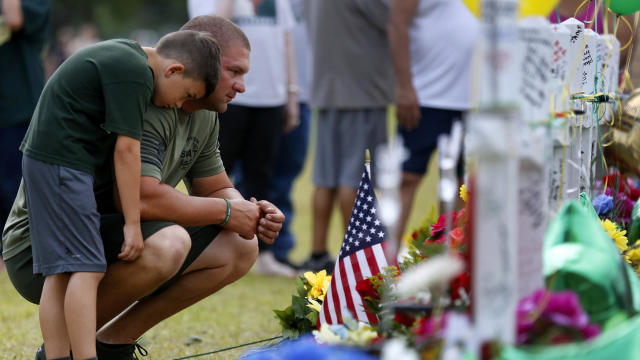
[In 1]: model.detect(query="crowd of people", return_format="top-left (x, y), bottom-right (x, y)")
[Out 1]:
top-left (0, 0), bottom-right (638, 358)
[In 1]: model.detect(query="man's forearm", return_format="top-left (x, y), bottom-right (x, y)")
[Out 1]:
top-left (3, 0), bottom-right (23, 31)
top-left (139, 178), bottom-right (228, 226)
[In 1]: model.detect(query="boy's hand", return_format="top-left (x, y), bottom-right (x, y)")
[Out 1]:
top-left (251, 197), bottom-right (284, 245)
top-left (118, 223), bottom-right (144, 261)
top-left (224, 199), bottom-right (261, 240)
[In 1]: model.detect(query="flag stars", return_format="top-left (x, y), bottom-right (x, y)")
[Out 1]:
top-left (363, 184), bottom-right (369, 190)
top-left (374, 219), bottom-right (380, 226)
top-left (366, 236), bottom-right (372, 242)
top-left (355, 240), bottom-right (360, 246)
top-left (378, 231), bottom-right (385, 238)
top-left (366, 216), bottom-right (372, 222)
top-left (355, 220), bottom-right (360, 226)
top-left (371, 208), bottom-right (377, 214)
top-left (367, 196), bottom-right (373, 202)
top-left (358, 232), bottom-right (363, 238)
top-left (363, 204), bottom-right (369, 210)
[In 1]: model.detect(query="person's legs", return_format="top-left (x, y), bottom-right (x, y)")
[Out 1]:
top-left (0, 123), bottom-right (28, 225)
top-left (39, 273), bottom-right (71, 359)
top-left (96, 230), bottom-right (257, 344)
top-left (218, 104), bottom-right (251, 179)
top-left (270, 103), bottom-right (310, 262)
top-left (312, 187), bottom-right (336, 254)
top-left (397, 172), bottom-right (423, 244)
top-left (65, 271), bottom-right (104, 359)
top-left (96, 221), bottom-right (191, 328)
top-left (337, 186), bottom-right (357, 229)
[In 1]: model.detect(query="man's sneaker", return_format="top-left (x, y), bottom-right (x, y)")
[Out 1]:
top-left (96, 340), bottom-right (148, 360)
top-left (34, 344), bottom-right (45, 360)
top-left (300, 253), bottom-right (335, 274)
top-left (254, 251), bottom-right (298, 277)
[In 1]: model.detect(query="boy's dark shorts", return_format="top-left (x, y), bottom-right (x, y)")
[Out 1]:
top-left (398, 107), bottom-right (465, 177)
top-left (6, 215), bottom-right (220, 304)
top-left (22, 155), bottom-right (106, 276)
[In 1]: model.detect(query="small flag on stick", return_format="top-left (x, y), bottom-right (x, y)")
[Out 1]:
top-left (319, 164), bottom-right (390, 326)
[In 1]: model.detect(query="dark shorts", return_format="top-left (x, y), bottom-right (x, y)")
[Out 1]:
top-left (6, 216), bottom-right (220, 305)
top-left (398, 107), bottom-right (465, 176)
top-left (22, 155), bottom-right (105, 275)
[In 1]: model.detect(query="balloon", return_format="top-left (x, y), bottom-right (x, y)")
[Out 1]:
top-left (607, 0), bottom-right (640, 15)
top-left (519, 0), bottom-right (560, 18)
top-left (462, 0), bottom-right (480, 18)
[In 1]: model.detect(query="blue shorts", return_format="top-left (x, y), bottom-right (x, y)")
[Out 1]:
top-left (398, 107), bottom-right (465, 176)
top-left (22, 155), bottom-right (105, 276)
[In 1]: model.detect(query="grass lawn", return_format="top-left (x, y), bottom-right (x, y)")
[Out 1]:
top-left (0, 114), bottom-right (439, 359)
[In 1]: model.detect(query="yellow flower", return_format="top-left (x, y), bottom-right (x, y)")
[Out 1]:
top-left (600, 219), bottom-right (628, 253)
top-left (626, 242), bottom-right (640, 264)
top-left (304, 270), bottom-right (332, 300)
top-left (347, 323), bottom-right (379, 345)
top-left (307, 298), bottom-right (322, 312)
top-left (459, 184), bottom-right (468, 203)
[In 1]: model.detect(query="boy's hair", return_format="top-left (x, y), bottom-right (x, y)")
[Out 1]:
top-left (180, 15), bottom-right (251, 52)
top-left (156, 30), bottom-right (221, 96)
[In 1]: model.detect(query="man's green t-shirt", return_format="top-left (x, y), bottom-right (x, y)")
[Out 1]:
top-left (2, 106), bottom-right (224, 261)
top-left (140, 106), bottom-right (224, 187)
top-left (20, 39), bottom-right (154, 176)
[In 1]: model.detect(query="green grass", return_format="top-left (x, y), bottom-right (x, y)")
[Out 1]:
top-left (0, 114), bottom-right (439, 359)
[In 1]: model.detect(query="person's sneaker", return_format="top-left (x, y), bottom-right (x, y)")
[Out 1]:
top-left (34, 344), bottom-right (45, 360)
top-left (300, 253), bottom-right (335, 273)
top-left (254, 251), bottom-right (298, 277)
top-left (96, 340), bottom-right (148, 360)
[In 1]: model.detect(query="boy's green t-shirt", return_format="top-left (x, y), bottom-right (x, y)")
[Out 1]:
top-left (2, 107), bottom-right (224, 261)
top-left (20, 39), bottom-right (154, 177)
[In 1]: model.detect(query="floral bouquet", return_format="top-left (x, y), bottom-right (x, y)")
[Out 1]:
top-left (273, 270), bottom-right (331, 338)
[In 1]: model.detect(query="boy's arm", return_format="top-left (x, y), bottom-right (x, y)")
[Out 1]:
top-left (387, 0), bottom-right (420, 130)
top-left (114, 135), bottom-right (144, 261)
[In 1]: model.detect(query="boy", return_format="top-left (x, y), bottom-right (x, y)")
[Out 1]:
top-left (20, 30), bottom-right (220, 360)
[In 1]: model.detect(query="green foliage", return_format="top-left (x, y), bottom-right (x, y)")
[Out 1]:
top-left (272, 274), bottom-right (320, 339)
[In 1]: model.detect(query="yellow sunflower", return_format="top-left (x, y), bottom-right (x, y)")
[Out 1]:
top-left (459, 184), bottom-right (468, 203)
top-left (600, 219), bottom-right (628, 253)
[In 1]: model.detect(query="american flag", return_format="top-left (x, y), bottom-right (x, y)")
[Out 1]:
top-left (319, 166), bottom-right (390, 326)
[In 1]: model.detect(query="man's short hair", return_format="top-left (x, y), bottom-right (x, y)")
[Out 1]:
top-left (156, 30), bottom-right (221, 96)
top-left (180, 15), bottom-right (251, 52)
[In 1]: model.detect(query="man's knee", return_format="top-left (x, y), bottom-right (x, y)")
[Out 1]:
top-left (141, 225), bottom-right (191, 278)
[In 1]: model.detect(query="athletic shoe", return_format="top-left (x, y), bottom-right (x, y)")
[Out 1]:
top-left (254, 251), bottom-right (298, 277)
top-left (34, 344), bottom-right (45, 360)
top-left (96, 340), bottom-right (148, 360)
top-left (300, 253), bottom-right (335, 274)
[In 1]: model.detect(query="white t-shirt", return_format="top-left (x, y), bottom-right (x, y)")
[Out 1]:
top-left (188, 0), bottom-right (295, 107)
top-left (409, 0), bottom-right (479, 110)
top-left (290, 0), bottom-right (312, 103)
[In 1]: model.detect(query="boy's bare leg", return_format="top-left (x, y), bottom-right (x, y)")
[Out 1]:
top-left (337, 186), bottom-right (357, 230)
top-left (96, 230), bottom-right (257, 344)
top-left (96, 225), bottom-right (191, 329)
top-left (312, 187), bottom-right (336, 253)
top-left (40, 273), bottom-right (71, 359)
top-left (66, 272), bottom-right (104, 359)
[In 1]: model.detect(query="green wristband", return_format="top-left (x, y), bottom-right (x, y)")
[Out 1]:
top-left (218, 198), bottom-right (231, 226)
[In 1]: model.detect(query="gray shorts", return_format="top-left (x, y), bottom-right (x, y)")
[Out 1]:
top-left (313, 109), bottom-right (388, 188)
top-left (22, 155), bottom-right (105, 276)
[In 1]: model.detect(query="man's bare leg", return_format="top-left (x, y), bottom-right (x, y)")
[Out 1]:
top-left (337, 186), bottom-right (357, 230)
top-left (96, 225), bottom-right (191, 329)
top-left (312, 187), bottom-right (336, 254)
top-left (396, 172), bottom-right (422, 247)
top-left (96, 230), bottom-right (258, 344)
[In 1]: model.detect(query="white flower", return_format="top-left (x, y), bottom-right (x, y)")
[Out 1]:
top-left (394, 254), bottom-right (464, 298)
top-left (381, 338), bottom-right (420, 360)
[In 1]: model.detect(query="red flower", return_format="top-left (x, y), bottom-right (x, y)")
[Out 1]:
top-left (356, 278), bottom-right (379, 300)
top-left (394, 311), bottom-right (415, 327)
top-left (450, 272), bottom-right (470, 302)
top-left (412, 232), bottom-right (418, 239)
top-left (430, 211), bottom-right (457, 236)
top-left (449, 227), bottom-right (465, 248)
